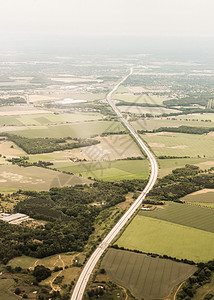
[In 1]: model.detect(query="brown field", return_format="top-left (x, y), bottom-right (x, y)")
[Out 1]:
top-left (0, 164), bottom-right (92, 191)
top-left (0, 139), bottom-right (26, 157)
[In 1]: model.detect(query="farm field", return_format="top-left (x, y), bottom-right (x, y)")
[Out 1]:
top-left (0, 112), bottom-right (103, 126)
top-left (28, 134), bottom-right (143, 164)
top-left (113, 94), bottom-right (165, 105)
top-left (101, 248), bottom-right (197, 300)
top-left (131, 117), bottom-right (214, 131)
top-left (182, 189), bottom-right (214, 208)
top-left (0, 139), bottom-right (26, 158)
top-left (158, 157), bottom-right (212, 177)
top-left (116, 215), bottom-right (214, 262)
top-left (0, 164), bottom-right (91, 191)
top-left (4, 121), bottom-right (125, 138)
top-left (52, 159), bottom-right (149, 181)
top-left (119, 105), bottom-right (180, 115)
top-left (139, 202), bottom-right (214, 233)
top-left (142, 132), bottom-right (214, 158)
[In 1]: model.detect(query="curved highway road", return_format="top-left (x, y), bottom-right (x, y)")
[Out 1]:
top-left (71, 68), bottom-right (158, 300)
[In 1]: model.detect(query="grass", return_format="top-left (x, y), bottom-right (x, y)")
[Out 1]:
top-left (0, 112), bottom-right (102, 127)
top-left (0, 164), bottom-right (91, 191)
top-left (52, 159), bottom-right (150, 181)
top-left (101, 248), bottom-right (197, 300)
top-left (119, 106), bottom-right (179, 116)
top-left (0, 278), bottom-right (19, 300)
top-left (6, 121), bottom-right (125, 138)
top-left (142, 132), bottom-right (214, 158)
top-left (139, 202), bottom-right (214, 233)
top-left (116, 215), bottom-right (214, 262)
top-left (113, 94), bottom-right (165, 105)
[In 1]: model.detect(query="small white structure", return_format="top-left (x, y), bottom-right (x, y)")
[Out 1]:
top-left (141, 207), bottom-right (151, 211)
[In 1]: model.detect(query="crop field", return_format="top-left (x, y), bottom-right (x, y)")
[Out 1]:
top-left (182, 189), bottom-right (214, 209)
top-left (101, 248), bottom-right (197, 300)
top-left (113, 94), bottom-right (165, 105)
top-left (0, 112), bottom-right (102, 127)
top-left (119, 105), bottom-right (179, 115)
top-left (5, 121), bottom-right (125, 139)
top-left (158, 157), bottom-right (212, 177)
top-left (142, 132), bottom-right (214, 158)
top-left (53, 159), bottom-right (149, 181)
top-left (0, 164), bottom-right (91, 191)
top-left (131, 117), bottom-right (214, 131)
top-left (139, 203), bottom-right (214, 233)
top-left (116, 215), bottom-right (214, 262)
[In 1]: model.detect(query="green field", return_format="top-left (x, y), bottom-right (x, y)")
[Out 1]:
top-left (0, 278), bottom-right (19, 300)
top-left (0, 112), bottom-right (102, 126)
top-left (4, 121), bottom-right (125, 138)
top-left (131, 117), bottom-right (214, 131)
top-left (113, 94), bottom-right (165, 105)
top-left (158, 157), bottom-right (212, 177)
top-left (101, 248), bottom-right (197, 300)
top-left (142, 132), bottom-right (214, 158)
top-left (52, 159), bottom-right (149, 181)
top-left (116, 215), bottom-right (214, 262)
top-left (139, 203), bottom-right (214, 233)
top-left (0, 164), bottom-right (91, 191)
top-left (119, 105), bottom-right (179, 116)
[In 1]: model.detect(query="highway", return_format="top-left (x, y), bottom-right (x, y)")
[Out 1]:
top-left (71, 68), bottom-right (158, 300)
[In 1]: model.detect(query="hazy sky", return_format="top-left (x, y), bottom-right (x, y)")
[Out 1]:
top-left (1, 0), bottom-right (214, 37)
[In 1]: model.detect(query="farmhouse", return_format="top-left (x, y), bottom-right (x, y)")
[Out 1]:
top-left (0, 213), bottom-right (29, 224)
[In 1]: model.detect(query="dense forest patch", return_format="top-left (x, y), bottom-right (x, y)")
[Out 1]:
top-left (2, 134), bottom-right (100, 154)
top-left (0, 179), bottom-right (146, 264)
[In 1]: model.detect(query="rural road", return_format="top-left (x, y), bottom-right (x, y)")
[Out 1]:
top-left (71, 68), bottom-right (158, 300)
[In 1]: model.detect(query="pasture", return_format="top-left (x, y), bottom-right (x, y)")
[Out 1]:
top-left (53, 159), bottom-right (149, 181)
top-left (116, 215), bottom-right (214, 262)
top-left (5, 121), bottom-right (125, 139)
top-left (139, 202), bottom-right (214, 233)
top-left (0, 164), bottom-right (91, 191)
top-left (142, 132), bottom-right (214, 158)
top-left (8, 253), bottom-right (85, 291)
top-left (101, 248), bottom-right (197, 300)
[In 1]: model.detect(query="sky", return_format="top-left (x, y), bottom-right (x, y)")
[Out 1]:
top-left (1, 0), bottom-right (214, 37)
top-left (1, 0), bottom-right (214, 54)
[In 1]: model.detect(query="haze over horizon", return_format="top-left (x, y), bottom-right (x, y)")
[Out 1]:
top-left (1, 0), bottom-right (214, 54)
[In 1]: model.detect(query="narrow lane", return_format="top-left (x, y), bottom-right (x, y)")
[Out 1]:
top-left (71, 68), bottom-right (158, 300)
